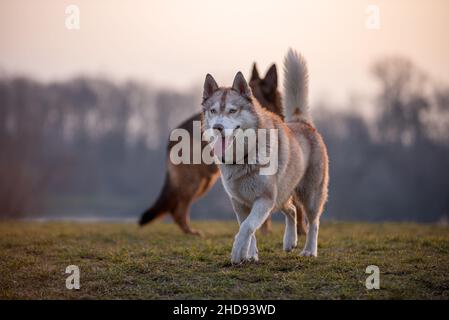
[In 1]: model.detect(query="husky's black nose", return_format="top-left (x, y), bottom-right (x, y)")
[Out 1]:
top-left (213, 124), bottom-right (224, 132)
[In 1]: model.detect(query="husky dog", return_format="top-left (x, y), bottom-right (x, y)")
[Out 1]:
top-left (139, 64), bottom-right (302, 235)
top-left (201, 49), bottom-right (328, 262)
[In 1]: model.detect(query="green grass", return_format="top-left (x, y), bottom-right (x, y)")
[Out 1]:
top-left (0, 221), bottom-right (448, 299)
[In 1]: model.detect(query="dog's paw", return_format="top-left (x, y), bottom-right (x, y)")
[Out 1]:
top-left (231, 241), bottom-right (245, 264)
top-left (283, 224), bottom-right (297, 253)
top-left (231, 254), bottom-right (250, 264)
top-left (248, 252), bottom-right (259, 262)
top-left (232, 250), bottom-right (258, 264)
top-left (283, 243), bottom-right (296, 253)
top-left (283, 237), bottom-right (297, 252)
top-left (299, 249), bottom-right (317, 257)
top-left (188, 229), bottom-right (204, 237)
top-left (249, 255), bottom-right (259, 262)
top-left (231, 252), bottom-right (243, 264)
top-left (231, 235), bottom-right (253, 264)
top-left (248, 248), bottom-right (259, 262)
top-left (231, 248), bottom-right (253, 264)
top-left (248, 239), bottom-right (259, 261)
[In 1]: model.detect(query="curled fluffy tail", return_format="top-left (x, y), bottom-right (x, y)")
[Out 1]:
top-left (283, 49), bottom-right (310, 122)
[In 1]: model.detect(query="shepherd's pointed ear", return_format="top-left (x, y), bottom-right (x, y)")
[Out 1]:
top-left (232, 71), bottom-right (252, 99)
top-left (250, 63), bottom-right (260, 81)
top-left (264, 64), bottom-right (278, 89)
top-left (203, 74), bottom-right (219, 102)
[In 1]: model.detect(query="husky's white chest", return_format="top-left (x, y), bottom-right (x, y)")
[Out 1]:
top-left (220, 165), bottom-right (272, 206)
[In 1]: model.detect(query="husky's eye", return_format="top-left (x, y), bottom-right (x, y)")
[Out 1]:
top-left (229, 108), bottom-right (237, 114)
top-left (210, 109), bottom-right (217, 114)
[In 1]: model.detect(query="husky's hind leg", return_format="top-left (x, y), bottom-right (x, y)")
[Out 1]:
top-left (298, 190), bottom-right (325, 257)
top-left (297, 153), bottom-right (328, 257)
top-left (281, 198), bottom-right (297, 252)
top-left (298, 181), bottom-right (327, 257)
top-left (293, 196), bottom-right (307, 236)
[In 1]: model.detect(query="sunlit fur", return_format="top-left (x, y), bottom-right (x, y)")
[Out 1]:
top-left (202, 49), bottom-right (329, 263)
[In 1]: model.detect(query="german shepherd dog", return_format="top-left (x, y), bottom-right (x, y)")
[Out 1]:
top-left (201, 49), bottom-right (328, 262)
top-left (139, 64), bottom-right (307, 235)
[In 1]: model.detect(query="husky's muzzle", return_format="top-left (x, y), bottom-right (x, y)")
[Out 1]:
top-left (211, 126), bottom-right (240, 163)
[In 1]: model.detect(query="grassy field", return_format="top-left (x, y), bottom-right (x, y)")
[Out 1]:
top-left (0, 221), bottom-right (448, 299)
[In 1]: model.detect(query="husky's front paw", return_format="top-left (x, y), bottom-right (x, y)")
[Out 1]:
top-left (283, 229), bottom-right (297, 252)
top-left (299, 249), bottom-right (317, 257)
top-left (248, 242), bottom-right (259, 262)
top-left (231, 242), bottom-right (249, 264)
top-left (230, 247), bottom-right (247, 264)
top-left (231, 233), bottom-right (252, 264)
top-left (283, 217), bottom-right (297, 252)
top-left (283, 238), bottom-right (297, 252)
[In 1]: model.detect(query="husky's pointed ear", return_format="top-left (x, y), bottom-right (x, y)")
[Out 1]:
top-left (264, 64), bottom-right (278, 89)
top-left (232, 71), bottom-right (252, 99)
top-left (203, 74), bottom-right (219, 102)
top-left (250, 63), bottom-right (260, 81)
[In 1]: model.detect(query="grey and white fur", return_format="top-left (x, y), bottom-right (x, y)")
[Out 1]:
top-left (201, 49), bottom-right (329, 263)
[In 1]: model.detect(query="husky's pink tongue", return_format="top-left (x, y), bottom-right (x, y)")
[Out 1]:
top-left (213, 136), bottom-right (233, 160)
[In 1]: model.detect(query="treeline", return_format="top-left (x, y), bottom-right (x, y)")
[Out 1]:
top-left (0, 57), bottom-right (448, 221)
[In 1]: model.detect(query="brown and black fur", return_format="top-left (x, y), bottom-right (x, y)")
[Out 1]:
top-left (138, 64), bottom-right (309, 235)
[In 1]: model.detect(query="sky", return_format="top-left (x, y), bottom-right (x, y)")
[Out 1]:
top-left (1, 0), bottom-right (448, 108)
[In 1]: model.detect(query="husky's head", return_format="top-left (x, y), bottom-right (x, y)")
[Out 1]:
top-left (201, 72), bottom-right (260, 162)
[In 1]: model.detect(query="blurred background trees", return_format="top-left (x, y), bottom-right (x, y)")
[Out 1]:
top-left (1, 57), bottom-right (448, 222)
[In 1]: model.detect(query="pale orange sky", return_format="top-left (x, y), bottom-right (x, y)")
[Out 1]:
top-left (1, 0), bottom-right (448, 106)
